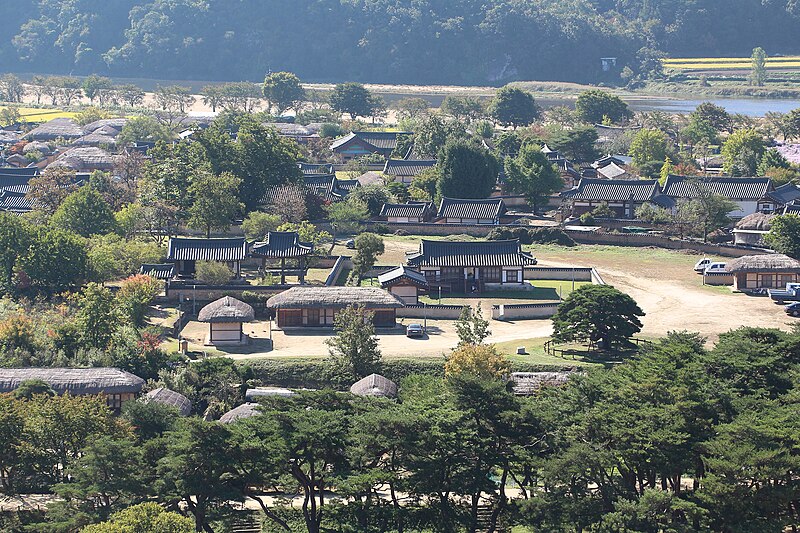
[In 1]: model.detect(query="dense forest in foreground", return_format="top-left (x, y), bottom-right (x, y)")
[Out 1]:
top-left (2, 0), bottom-right (800, 85)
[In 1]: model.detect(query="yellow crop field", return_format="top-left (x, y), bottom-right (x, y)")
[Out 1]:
top-left (662, 56), bottom-right (800, 71)
top-left (0, 106), bottom-right (77, 123)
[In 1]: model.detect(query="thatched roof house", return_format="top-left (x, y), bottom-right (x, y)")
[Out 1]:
top-left (198, 296), bottom-right (254, 346)
top-left (510, 372), bottom-right (573, 396)
top-left (733, 212), bottom-right (775, 246)
top-left (725, 253), bottom-right (800, 290)
top-left (144, 387), bottom-right (192, 416)
top-left (350, 374), bottom-right (398, 398)
top-left (219, 403), bottom-right (261, 424)
top-left (267, 286), bottom-right (404, 328)
top-left (83, 118), bottom-right (128, 134)
top-left (48, 147), bottom-right (116, 172)
top-left (24, 118), bottom-right (83, 141)
top-left (0, 367), bottom-right (144, 410)
top-left (22, 141), bottom-right (53, 155)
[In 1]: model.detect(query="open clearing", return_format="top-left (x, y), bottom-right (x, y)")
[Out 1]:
top-left (176, 239), bottom-right (792, 363)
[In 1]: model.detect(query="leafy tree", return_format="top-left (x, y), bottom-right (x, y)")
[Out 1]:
top-left (411, 114), bottom-right (466, 158)
top-left (444, 343), bottom-right (509, 379)
top-left (241, 211), bottom-right (281, 241)
top-left (187, 170), bottom-right (243, 237)
top-left (325, 305), bottom-right (382, 380)
top-left (629, 128), bottom-right (670, 167)
top-left (154, 85), bottom-right (195, 126)
top-left (437, 140), bottom-right (500, 199)
top-left (117, 274), bottom-right (162, 326)
top-left (441, 95), bottom-right (484, 122)
top-left (277, 221), bottom-right (332, 249)
top-left (157, 419), bottom-right (240, 533)
top-left (195, 261), bottom-right (233, 285)
top-left (690, 102), bottom-right (732, 133)
top-left (552, 284), bottom-right (644, 349)
top-left (488, 86), bottom-right (541, 128)
top-left (394, 97), bottom-right (430, 120)
top-left (352, 233), bottom-right (384, 278)
top-left (82, 74), bottom-right (113, 104)
top-left (575, 90), bottom-right (632, 124)
top-left (750, 46), bottom-right (767, 86)
top-left (757, 148), bottom-right (790, 176)
top-left (74, 106), bottom-right (113, 126)
top-left (81, 502), bottom-right (194, 533)
top-left (327, 199), bottom-right (369, 237)
top-left (329, 82), bottom-right (373, 120)
top-left (26, 167), bottom-right (80, 215)
top-left (409, 168), bottom-right (440, 201)
top-left (504, 143), bottom-right (562, 213)
top-left (455, 305), bottom-right (491, 346)
top-left (19, 228), bottom-right (87, 294)
top-left (549, 126), bottom-right (600, 162)
top-left (122, 401), bottom-right (181, 442)
top-left (347, 184), bottom-right (391, 217)
top-left (0, 73), bottom-right (24, 103)
top-left (117, 116), bottom-right (172, 146)
top-left (12, 379), bottom-right (54, 400)
top-left (51, 187), bottom-right (117, 237)
top-left (0, 213), bottom-right (30, 292)
top-left (117, 84), bottom-right (146, 108)
top-left (262, 71), bottom-right (305, 115)
top-left (73, 283), bottom-right (118, 350)
top-left (764, 214), bottom-right (800, 258)
top-left (722, 128), bottom-right (765, 176)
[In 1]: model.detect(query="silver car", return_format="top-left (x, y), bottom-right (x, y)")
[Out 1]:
top-left (406, 323), bottom-right (424, 338)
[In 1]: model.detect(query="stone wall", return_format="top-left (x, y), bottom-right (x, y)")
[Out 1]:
top-left (397, 304), bottom-right (465, 319)
top-left (491, 303), bottom-right (560, 320)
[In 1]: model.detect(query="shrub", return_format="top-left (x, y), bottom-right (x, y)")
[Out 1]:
top-left (195, 261), bottom-right (233, 285)
top-left (372, 223), bottom-right (390, 235)
top-left (511, 226), bottom-right (533, 245)
top-left (486, 227), bottom-right (514, 241)
top-left (528, 227), bottom-right (576, 246)
top-left (579, 212), bottom-right (596, 225)
top-left (116, 274), bottom-right (162, 326)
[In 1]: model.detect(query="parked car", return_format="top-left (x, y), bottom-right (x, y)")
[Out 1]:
top-left (785, 302), bottom-right (800, 317)
top-left (769, 282), bottom-right (800, 304)
top-left (406, 323), bottom-right (425, 338)
top-left (694, 258), bottom-right (712, 273)
top-left (345, 239), bottom-right (355, 249)
top-left (704, 262), bottom-right (727, 274)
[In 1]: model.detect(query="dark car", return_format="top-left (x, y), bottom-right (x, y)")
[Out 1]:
top-left (785, 302), bottom-right (800, 317)
top-left (406, 323), bottom-right (425, 338)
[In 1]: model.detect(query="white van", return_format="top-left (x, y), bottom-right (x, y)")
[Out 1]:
top-left (694, 258), bottom-right (712, 273)
top-left (704, 262), bottom-right (727, 274)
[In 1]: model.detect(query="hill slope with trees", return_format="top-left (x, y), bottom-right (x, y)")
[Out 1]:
top-left (3, 1), bottom-right (800, 84)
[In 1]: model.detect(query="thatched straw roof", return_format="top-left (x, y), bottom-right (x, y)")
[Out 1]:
top-left (735, 212), bottom-right (774, 231)
top-left (267, 287), bottom-right (405, 310)
top-left (24, 118), bottom-right (83, 141)
top-left (83, 118), bottom-right (127, 134)
top-left (510, 372), bottom-right (573, 396)
top-left (0, 367), bottom-right (145, 395)
top-left (726, 254), bottom-right (800, 273)
top-left (219, 403), bottom-right (261, 424)
top-left (22, 141), bottom-right (52, 155)
top-left (48, 147), bottom-right (116, 171)
top-left (198, 296), bottom-right (255, 323)
top-left (144, 387), bottom-right (192, 416)
top-left (349, 374), bottom-right (398, 398)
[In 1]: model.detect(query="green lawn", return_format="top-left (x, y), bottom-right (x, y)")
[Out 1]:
top-left (418, 280), bottom-right (590, 305)
top-left (495, 337), bottom-right (602, 367)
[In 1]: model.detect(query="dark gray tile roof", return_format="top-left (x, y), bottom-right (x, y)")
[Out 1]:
top-left (330, 131), bottom-right (411, 152)
top-left (139, 263), bottom-right (175, 280)
top-left (561, 178), bottom-right (661, 202)
top-left (378, 266), bottom-right (429, 288)
top-left (437, 197), bottom-right (506, 220)
top-left (661, 176), bottom-right (773, 201)
top-left (298, 162), bottom-right (334, 175)
top-left (383, 158), bottom-right (436, 177)
top-left (0, 191), bottom-right (33, 214)
top-left (167, 237), bottom-right (247, 261)
top-left (0, 367), bottom-right (145, 395)
top-left (0, 167), bottom-right (38, 177)
top-left (0, 174), bottom-right (33, 195)
top-left (379, 202), bottom-right (432, 218)
top-left (766, 183), bottom-right (800, 205)
top-left (251, 231), bottom-right (313, 258)
top-left (407, 239), bottom-right (537, 267)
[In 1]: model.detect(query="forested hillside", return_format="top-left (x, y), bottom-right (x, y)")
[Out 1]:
top-left (2, 0), bottom-right (800, 84)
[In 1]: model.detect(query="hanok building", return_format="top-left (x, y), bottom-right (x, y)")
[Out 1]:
top-left (23, 117), bottom-right (84, 142)
top-left (139, 263), bottom-right (176, 281)
top-left (267, 286), bottom-right (405, 328)
top-left (330, 131), bottom-right (411, 161)
top-left (379, 202), bottom-right (434, 223)
top-left (298, 162), bottom-right (334, 175)
top-left (732, 213), bottom-right (775, 246)
top-left (383, 158), bottom-right (436, 184)
top-left (378, 266), bottom-right (429, 304)
top-left (197, 296), bottom-right (255, 345)
top-left (0, 367), bottom-right (145, 412)
top-left (560, 178), bottom-right (669, 219)
top-left (661, 176), bottom-right (775, 218)
top-left (725, 254), bottom-right (800, 291)
top-left (406, 239), bottom-right (537, 293)
top-left (166, 237), bottom-right (248, 279)
top-left (251, 231), bottom-right (314, 284)
top-left (763, 182), bottom-right (800, 213)
top-left (437, 197), bottom-right (507, 225)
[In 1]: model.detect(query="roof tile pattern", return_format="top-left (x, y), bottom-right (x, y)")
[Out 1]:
top-left (251, 231), bottom-right (313, 258)
top-left (406, 239), bottom-right (537, 268)
top-left (662, 176), bottom-right (772, 200)
top-left (167, 237), bottom-right (247, 261)
top-left (561, 178), bottom-right (660, 202)
top-left (437, 197), bottom-right (506, 220)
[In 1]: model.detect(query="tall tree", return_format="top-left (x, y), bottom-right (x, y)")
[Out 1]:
top-left (51, 188), bottom-right (117, 237)
top-left (187, 170), bottom-right (243, 237)
top-left (329, 82), bottom-right (373, 120)
top-left (721, 128), bottom-right (765, 176)
top-left (629, 128), bottom-right (670, 167)
top-left (325, 305), bottom-right (382, 380)
top-left (437, 140), bottom-right (500, 199)
top-left (575, 90), bottom-right (632, 124)
top-left (764, 214), bottom-right (800, 258)
top-left (352, 233), bottom-right (385, 279)
top-left (504, 143), bottom-right (563, 213)
top-left (263, 71), bottom-right (305, 115)
top-left (488, 86), bottom-right (541, 128)
top-left (750, 46), bottom-right (768, 86)
top-left (549, 126), bottom-right (600, 162)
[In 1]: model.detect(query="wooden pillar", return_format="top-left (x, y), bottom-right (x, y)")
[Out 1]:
top-left (299, 256), bottom-right (306, 284)
top-left (280, 258), bottom-right (286, 285)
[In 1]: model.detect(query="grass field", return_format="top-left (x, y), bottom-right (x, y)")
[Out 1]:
top-left (662, 56), bottom-right (800, 71)
top-left (0, 106), bottom-right (77, 123)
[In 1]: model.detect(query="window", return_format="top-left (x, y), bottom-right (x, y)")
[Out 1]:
top-left (506, 270), bottom-right (520, 283)
top-left (481, 267), bottom-right (501, 282)
top-left (324, 308), bottom-right (335, 325)
top-left (779, 274), bottom-right (796, 287)
top-left (106, 394), bottom-right (123, 411)
top-left (759, 274), bottom-right (775, 288)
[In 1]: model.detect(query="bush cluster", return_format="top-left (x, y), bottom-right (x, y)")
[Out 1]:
top-left (486, 226), bottom-right (576, 246)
